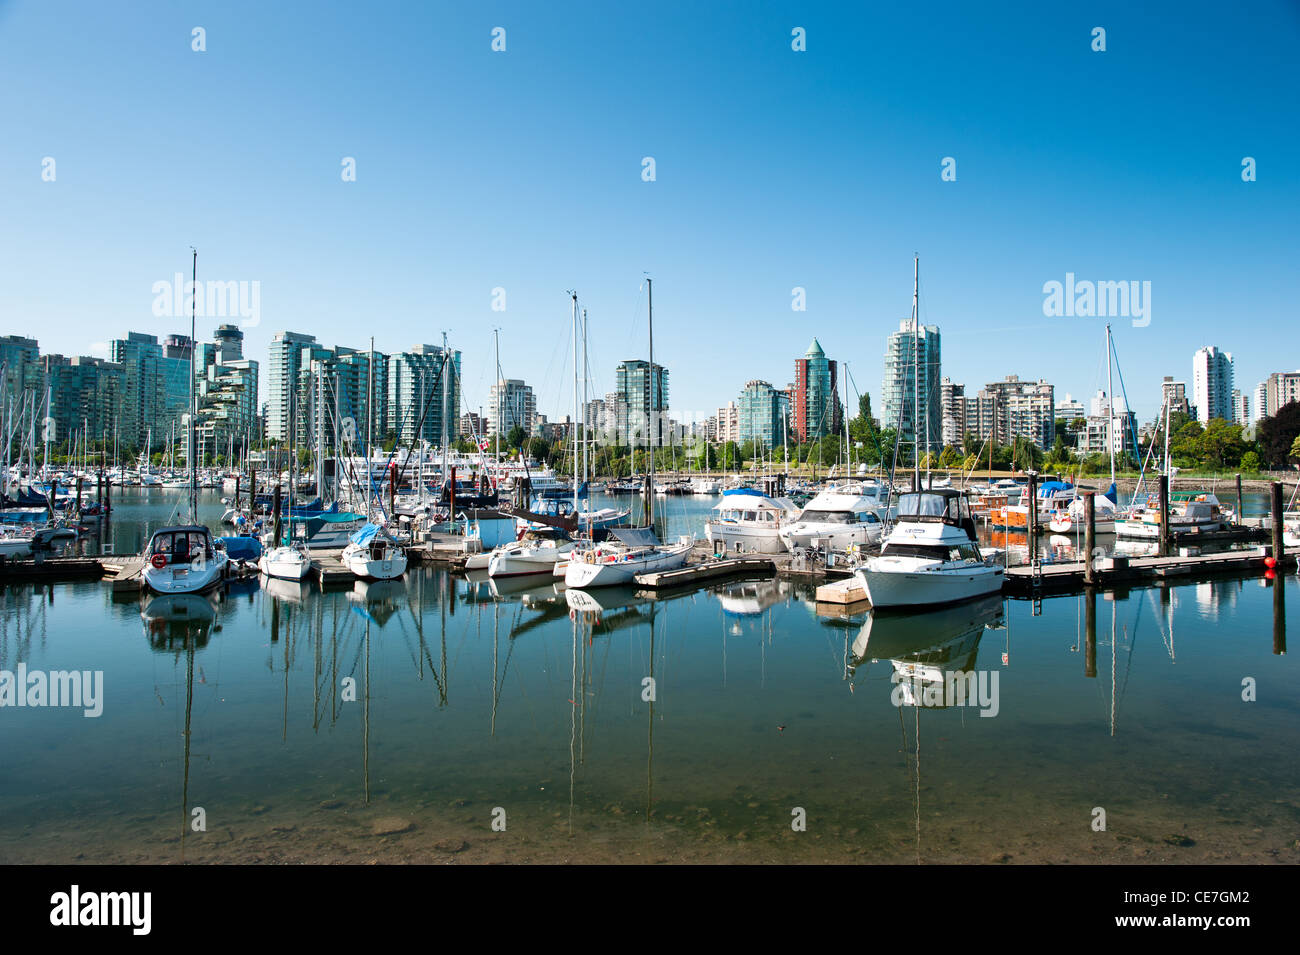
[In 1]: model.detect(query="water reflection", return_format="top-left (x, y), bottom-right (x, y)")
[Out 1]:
top-left (848, 595), bottom-right (1003, 703)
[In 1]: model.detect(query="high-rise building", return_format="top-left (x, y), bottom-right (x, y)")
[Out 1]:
top-left (715, 401), bottom-right (740, 445)
top-left (737, 380), bottom-right (790, 453)
top-left (110, 331), bottom-right (191, 452)
top-left (939, 377), bottom-right (965, 447)
top-left (1082, 390), bottom-right (1137, 459)
top-left (387, 344), bottom-right (461, 447)
top-left (321, 348), bottom-right (387, 452)
top-left (794, 339), bottom-right (842, 442)
top-left (1056, 393), bottom-right (1086, 422)
top-left (965, 376), bottom-right (1056, 450)
top-left (880, 324), bottom-right (940, 453)
top-left (267, 331), bottom-right (323, 443)
top-left (488, 379), bottom-right (537, 440)
top-left (615, 359), bottom-right (669, 448)
top-left (1192, 346), bottom-right (1234, 422)
top-left (1259, 370), bottom-right (1300, 419)
top-left (43, 355), bottom-right (126, 450)
top-left (1253, 381), bottom-right (1269, 423)
top-left (0, 335), bottom-right (40, 402)
top-left (1231, 390), bottom-right (1250, 428)
top-left (1160, 376), bottom-right (1191, 417)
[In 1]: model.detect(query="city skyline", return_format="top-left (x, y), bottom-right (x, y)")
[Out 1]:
top-left (2, 1), bottom-right (1297, 427)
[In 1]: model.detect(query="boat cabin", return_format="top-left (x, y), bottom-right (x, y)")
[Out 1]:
top-left (147, 525), bottom-right (217, 566)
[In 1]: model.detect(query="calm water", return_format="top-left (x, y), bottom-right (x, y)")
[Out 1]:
top-left (1, 531), bottom-right (1296, 863)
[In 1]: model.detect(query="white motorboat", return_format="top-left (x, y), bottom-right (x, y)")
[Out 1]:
top-left (778, 482), bottom-right (887, 552)
top-left (1283, 512), bottom-right (1299, 549)
top-left (1116, 491), bottom-right (1228, 540)
top-left (563, 529), bottom-right (692, 589)
top-left (141, 525), bottom-right (231, 595)
top-left (258, 542), bottom-right (313, 581)
top-left (0, 529), bottom-right (34, 558)
top-left (705, 489), bottom-right (801, 554)
top-left (855, 489), bottom-right (1004, 610)
top-left (488, 532), bottom-right (575, 578)
top-left (341, 523), bottom-right (408, 580)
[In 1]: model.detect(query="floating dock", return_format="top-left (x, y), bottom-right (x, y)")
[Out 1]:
top-left (1004, 546), bottom-right (1299, 597)
top-left (636, 555), bottom-right (775, 590)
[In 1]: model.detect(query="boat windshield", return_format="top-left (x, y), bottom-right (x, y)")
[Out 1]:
top-left (800, 510), bottom-right (856, 524)
top-left (896, 492), bottom-right (970, 523)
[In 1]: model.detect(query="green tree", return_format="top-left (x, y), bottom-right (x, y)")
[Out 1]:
top-left (1258, 402), bottom-right (1300, 468)
top-left (506, 425), bottom-right (526, 450)
top-left (1239, 450), bottom-right (1262, 473)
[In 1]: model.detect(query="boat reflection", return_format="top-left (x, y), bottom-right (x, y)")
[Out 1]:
top-left (849, 595), bottom-right (1003, 705)
top-left (347, 578), bottom-right (407, 626)
top-left (715, 579), bottom-right (789, 617)
top-left (140, 591), bottom-right (219, 652)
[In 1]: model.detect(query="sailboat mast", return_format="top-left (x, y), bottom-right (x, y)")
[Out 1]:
top-left (582, 308), bottom-right (589, 485)
top-left (367, 335), bottom-right (374, 519)
top-left (188, 248), bottom-right (198, 523)
top-left (912, 254), bottom-right (920, 489)
top-left (493, 329), bottom-right (501, 468)
top-left (1105, 323), bottom-right (1115, 489)
top-left (571, 291), bottom-right (579, 521)
top-left (646, 277), bottom-right (654, 527)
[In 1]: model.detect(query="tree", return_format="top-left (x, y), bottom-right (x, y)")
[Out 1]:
top-left (1194, 418), bottom-right (1248, 470)
top-left (506, 425), bottom-right (526, 450)
top-left (1239, 450), bottom-right (1262, 473)
top-left (1258, 402), bottom-right (1300, 468)
top-left (528, 437), bottom-right (550, 462)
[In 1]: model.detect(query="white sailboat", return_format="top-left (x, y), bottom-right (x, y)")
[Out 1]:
top-left (141, 250), bottom-right (230, 596)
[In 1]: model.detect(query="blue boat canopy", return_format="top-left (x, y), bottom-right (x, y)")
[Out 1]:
top-left (1037, 481), bottom-right (1073, 496)
top-left (349, 522), bottom-right (381, 546)
top-left (219, 536), bottom-right (263, 561)
top-left (1103, 482), bottom-right (1118, 505)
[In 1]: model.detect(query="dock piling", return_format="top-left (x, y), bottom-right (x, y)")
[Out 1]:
top-left (1084, 588), bottom-right (1097, 678)
top-left (1083, 491), bottom-right (1096, 585)
top-left (1236, 473), bottom-right (1243, 529)
top-left (1027, 470), bottom-right (1038, 560)
top-left (1271, 481), bottom-right (1284, 562)
top-left (1158, 473), bottom-right (1170, 558)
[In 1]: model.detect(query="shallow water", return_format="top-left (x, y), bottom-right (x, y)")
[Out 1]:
top-left (1, 544), bottom-right (1296, 864)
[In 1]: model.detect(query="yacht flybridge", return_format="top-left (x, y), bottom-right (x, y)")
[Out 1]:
top-left (778, 481), bottom-right (887, 553)
top-left (855, 489), bottom-right (1004, 610)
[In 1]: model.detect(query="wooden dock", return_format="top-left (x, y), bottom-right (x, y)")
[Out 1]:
top-left (1004, 546), bottom-right (1299, 596)
top-left (0, 556), bottom-right (110, 584)
top-left (636, 556), bottom-right (775, 589)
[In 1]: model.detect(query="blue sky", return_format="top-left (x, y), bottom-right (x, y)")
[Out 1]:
top-left (1, 0), bottom-right (1296, 425)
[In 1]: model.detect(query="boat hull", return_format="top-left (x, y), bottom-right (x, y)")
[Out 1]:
top-left (857, 564), bottom-right (1004, 610)
top-left (563, 544), bottom-right (691, 589)
top-left (258, 549), bottom-right (313, 581)
top-left (705, 522), bottom-right (787, 554)
top-left (142, 554), bottom-right (230, 595)
top-left (488, 542), bottom-right (575, 578)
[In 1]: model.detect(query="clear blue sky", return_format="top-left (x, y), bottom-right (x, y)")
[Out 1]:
top-left (1, 0), bottom-right (1296, 426)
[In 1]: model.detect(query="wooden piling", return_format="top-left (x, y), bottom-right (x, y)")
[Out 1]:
top-left (1084, 587), bottom-right (1097, 678)
top-left (1271, 481), bottom-right (1284, 562)
top-left (1027, 470), bottom-right (1038, 561)
top-left (1158, 473), bottom-right (1170, 558)
top-left (76, 477), bottom-right (83, 514)
top-left (1273, 568), bottom-right (1286, 656)
top-left (1083, 491), bottom-right (1096, 585)
top-left (1235, 473), bottom-right (1243, 528)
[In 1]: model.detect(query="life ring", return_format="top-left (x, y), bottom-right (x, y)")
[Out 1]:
top-left (150, 553), bottom-right (166, 569)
